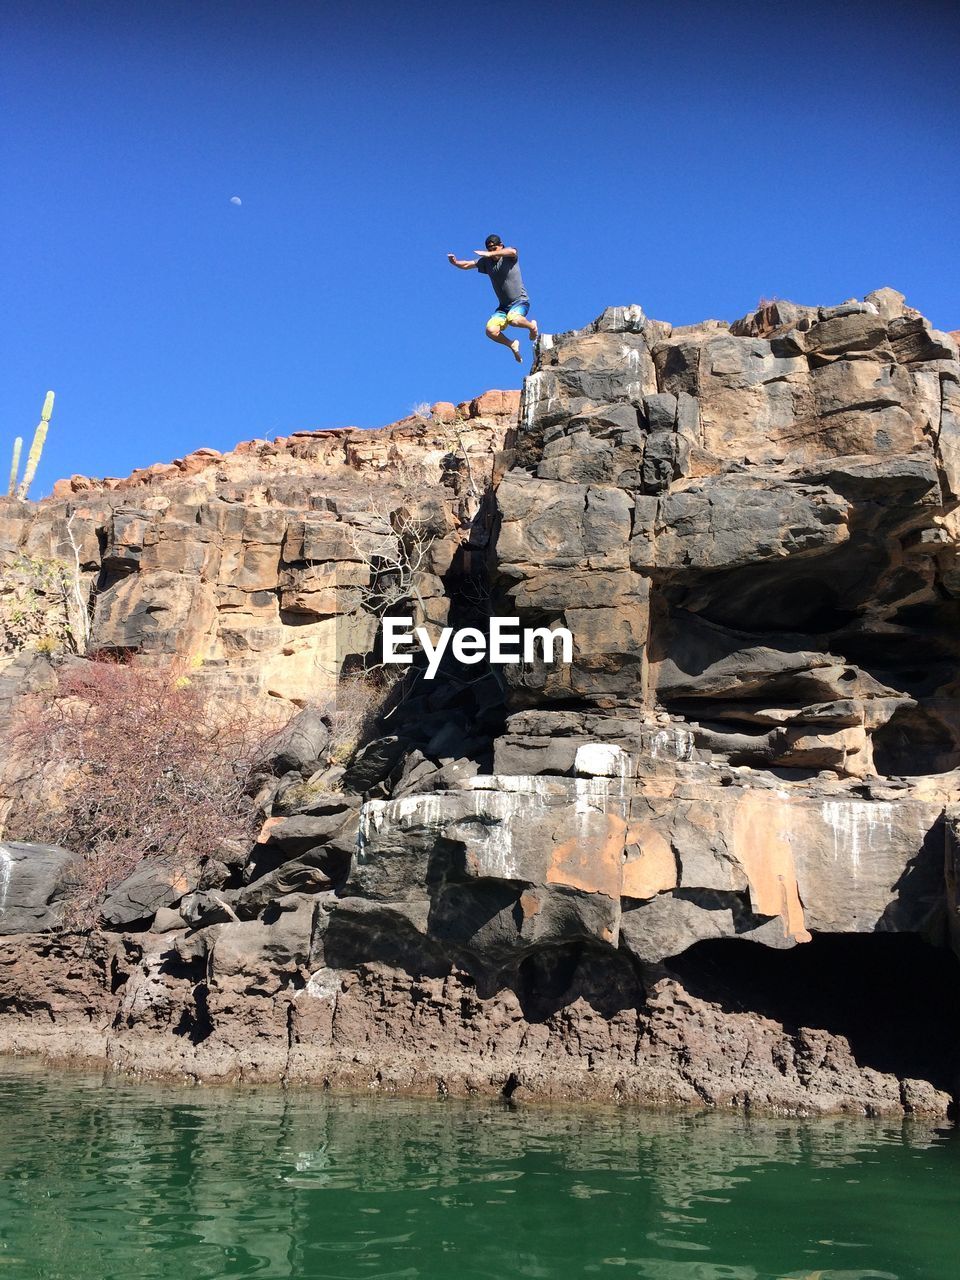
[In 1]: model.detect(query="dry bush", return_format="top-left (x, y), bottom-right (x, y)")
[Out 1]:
top-left (3, 655), bottom-right (290, 925)
top-left (322, 671), bottom-right (394, 763)
top-left (348, 461), bottom-right (447, 623)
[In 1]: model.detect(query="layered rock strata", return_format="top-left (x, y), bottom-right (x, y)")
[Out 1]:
top-left (2, 291), bottom-right (960, 1116)
top-left (1, 392), bottom-right (518, 703)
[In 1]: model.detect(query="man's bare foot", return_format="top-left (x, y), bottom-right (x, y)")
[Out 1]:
top-left (529, 320), bottom-right (539, 343)
top-left (511, 340), bottom-right (523, 363)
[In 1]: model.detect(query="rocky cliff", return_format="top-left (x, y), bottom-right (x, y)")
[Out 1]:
top-left (2, 289), bottom-right (960, 1116)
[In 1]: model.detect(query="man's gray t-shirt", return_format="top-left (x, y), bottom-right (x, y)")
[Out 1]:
top-left (477, 253), bottom-right (528, 309)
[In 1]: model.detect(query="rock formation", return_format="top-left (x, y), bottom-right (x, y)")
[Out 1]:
top-left (2, 290), bottom-right (960, 1116)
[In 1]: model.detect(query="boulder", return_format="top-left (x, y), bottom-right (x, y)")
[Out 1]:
top-left (0, 842), bottom-right (78, 934)
top-left (257, 706), bottom-right (332, 777)
top-left (100, 859), bottom-right (200, 928)
top-left (340, 736), bottom-right (407, 793)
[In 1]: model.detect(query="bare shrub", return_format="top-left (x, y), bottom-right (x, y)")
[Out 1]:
top-left (348, 461), bottom-right (446, 623)
top-left (322, 671), bottom-right (396, 763)
top-left (2, 655), bottom-right (290, 926)
top-left (351, 511), bottom-right (438, 620)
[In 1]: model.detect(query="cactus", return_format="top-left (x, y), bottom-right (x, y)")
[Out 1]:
top-left (8, 437), bottom-right (22, 497)
top-left (15, 391), bottom-right (54, 501)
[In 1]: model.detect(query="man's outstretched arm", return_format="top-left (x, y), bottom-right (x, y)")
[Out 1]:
top-left (473, 246), bottom-right (517, 260)
top-left (447, 253), bottom-right (479, 270)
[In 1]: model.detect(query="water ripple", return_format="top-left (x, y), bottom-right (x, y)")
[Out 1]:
top-left (0, 1060), bottom-right (957, 1279)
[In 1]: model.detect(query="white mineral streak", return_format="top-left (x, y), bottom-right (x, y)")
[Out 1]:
top-left (570, 746), bottom-right (632, 832)
top-left (301, 969), bottom-right (340, 1002)
top-left (358, 793), bottom-right (449, 860)
top-left (466, 789), bottom-right (524, 881)
top-left (364, 763), bottom-right (637, 885)
top-left (574, 775), bottom-right (630, 825)
top-left (361, 788), bottom-right (529, 882)
top-left (468, 775), bottom-right (566, 798)
top-left (820, 800), bottom-right (897, 872)
top-left (539, 332), bottom-right (554, 351)
top-left (650, 726), bottom-right (695, 762)
top-left (356, 800), bottom-right (382, 861)
top-left (574, 776), bottom-right (606, 816)
top-left (0, 847), bottom-right (12, 913)
top-left (520, 371), bottom-right (546, 430)
top-left (620, 344), bottom-right (643, 372)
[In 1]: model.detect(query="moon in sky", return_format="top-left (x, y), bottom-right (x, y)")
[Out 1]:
top-left (230, 196), bottom-right (242, 206)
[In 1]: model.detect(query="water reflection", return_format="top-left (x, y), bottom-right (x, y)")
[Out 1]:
top-left (0, 1060), bottom-right (956, 1279)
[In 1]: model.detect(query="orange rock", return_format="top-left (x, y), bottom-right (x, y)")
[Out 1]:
top-left (256, 816), bottom-right (285, 844)
top-left (176, 450), bottom-right (221, 477)
top-left (732, 792), bottom-right (812, 944)
top-left (546, 810), bottom-right (626, 900)
top-left (622, 827), bottom-right (678, 899)
top-left (469, 390), bottom-right (516, 418)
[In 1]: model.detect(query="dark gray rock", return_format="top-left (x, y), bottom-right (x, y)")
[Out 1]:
top-left (258, 706), bottom-right (331, 777)
top-left (0, 842), bottom-right (78, 934)
top-left (493, 735), bottom-right (579, 776)
top-left (100, 859), bottom-right (200, 928)
top-left (340, 736), bottom-right (406, 793)
top-left (641, 430), bottom-right (684, 492)
top-left (254, 812), bottom-right (356, 857)
top-left (619, 891), bottom-right (789, 964)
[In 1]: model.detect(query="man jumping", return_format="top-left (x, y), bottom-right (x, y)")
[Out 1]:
top-left (447, 235), bottom-right (539, 363)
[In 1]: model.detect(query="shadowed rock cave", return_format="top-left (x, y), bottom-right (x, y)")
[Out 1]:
top-left (667, 933), bottom-right (960, 1099)
top-left (873, 704), bottom-right (959, 776)
top-left (647, 586), bottom-right (960, 776)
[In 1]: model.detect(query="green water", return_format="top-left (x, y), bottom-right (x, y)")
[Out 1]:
top-left (0, 1061), bottom-right (958, 1279)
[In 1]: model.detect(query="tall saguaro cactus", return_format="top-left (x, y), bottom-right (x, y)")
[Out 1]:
top-left (9, 391), bottom-right (54, 500)
top-left (7, 438), bottom-right (22, 498)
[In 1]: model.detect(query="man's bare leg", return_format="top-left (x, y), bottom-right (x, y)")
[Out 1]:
top-left (508, 314), bottom-right (539, 343)
top-left (486, 324), bottom-right (523, 362)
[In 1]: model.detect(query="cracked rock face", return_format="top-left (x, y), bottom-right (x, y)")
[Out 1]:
top-left (2, 295), bottom-right (960, 1115)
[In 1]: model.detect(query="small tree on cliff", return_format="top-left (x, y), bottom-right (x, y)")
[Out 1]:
top-left (3, 655), bottom-right (288, 925)
top-left (347, 461), bottom-right (446, 625)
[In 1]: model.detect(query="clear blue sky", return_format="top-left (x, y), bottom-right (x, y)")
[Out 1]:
top-left (3, 0), bottom-right (959, 495)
